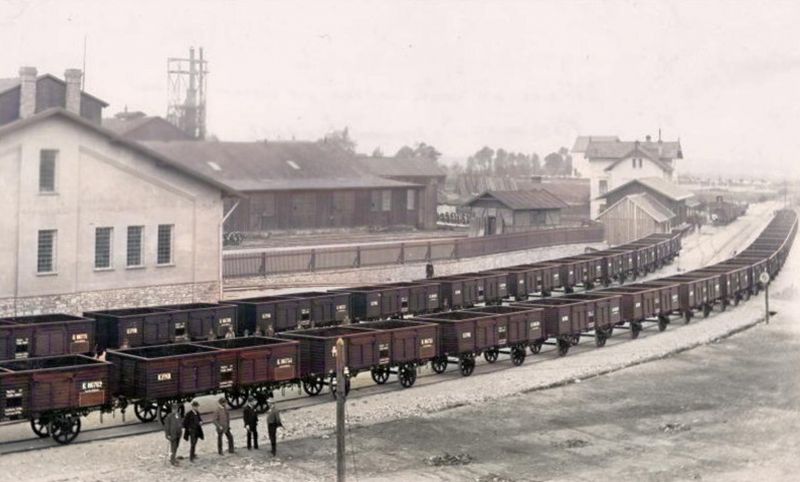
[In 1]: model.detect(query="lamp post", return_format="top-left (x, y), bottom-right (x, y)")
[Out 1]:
top-left (760, 272), bottom-right (771, 324)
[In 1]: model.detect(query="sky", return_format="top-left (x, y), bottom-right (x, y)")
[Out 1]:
top-left (1, 0), bottom-right (799, 178)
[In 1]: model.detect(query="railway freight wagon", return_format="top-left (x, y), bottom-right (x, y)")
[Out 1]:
top-left (414, 310), bottom-right (512, 376)
top-left (559, 292), bottom-right (622, 345)
top-left (156, 303), bottom-right (238, 341)
top-left (333, 281), bottom-right (440, 321)
top-left (0, 314), bottom-right (95, 361)
top-left (649, 271), bottom-right (723, 322)
top-left (463, 305), bottom-right (544, 364)
top-left (596, 281), bottom-right (680, 335)
top-left (355, 319), bottom-right (439, 388)
top-left (277, 325), bottom-right (390, 395)
top-left (511, 297), bottom-right (592, 356)
top-left (0, 355), bottom-right (111, 444)
top-left (494, 262), bottom-right (562, 299)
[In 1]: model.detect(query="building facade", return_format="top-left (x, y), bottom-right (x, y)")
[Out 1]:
top-left (598, 177), bottom-right (694, 226)
top-left (463, 190), bottom-right (567, 235)
top-left (597, 193), bottom-right (675, 245)
top-left (0, 68), bottom-right (233, 317)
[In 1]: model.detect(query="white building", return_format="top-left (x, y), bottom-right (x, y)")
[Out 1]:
top-left (575, 134), bottom-right (683, 218)
top-left (0, 67), bottom-right (237, 316)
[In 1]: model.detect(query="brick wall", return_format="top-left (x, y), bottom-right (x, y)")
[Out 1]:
top-left (0, 281), bottom-right (219, 317)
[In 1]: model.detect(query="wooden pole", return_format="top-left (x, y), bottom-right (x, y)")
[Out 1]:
top-left (335, 337), bottom-right (346, 482)
top-left (765, 283), bottom-right (770, 325)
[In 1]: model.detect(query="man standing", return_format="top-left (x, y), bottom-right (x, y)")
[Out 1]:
top-left (212, 397), bottom-right (235, 455)
top-left (183, 400), bottom-right (204, 462)
top-left (243, 397), bottom-right (259, 450)
top-left (164, 402), bottom-right (183, 466)
top-left (266, 399), bottom-right (283, 456)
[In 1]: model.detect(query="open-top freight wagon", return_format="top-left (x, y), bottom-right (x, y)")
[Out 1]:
top-left (334, 281), bottom-right (440, 321)
top-left (0, 314), bottom-right (95, 361)
top-left (356, 319), bottom-right (439, 388)
top-left (596, 280), bottom-right (681, 336)
top-left (493, 262), bottom-right (562, 299)
top-left (511, 297), bottom-right (592, 356)
top-left (558, 292), bottom-right (622, 346)
top-left (0, 354), bottom-right (111, 444)
top-left (648, 271), bottom-right (723, 322)
top-left (463, 305), bottom-right (544, 365)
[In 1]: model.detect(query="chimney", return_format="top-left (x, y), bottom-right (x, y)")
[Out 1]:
top-left (645, 134), bottom-right (652, 142)
top-left (64, 69), bottom-right (83, 114)
top-left (18, 66), bottom-right (37, 118)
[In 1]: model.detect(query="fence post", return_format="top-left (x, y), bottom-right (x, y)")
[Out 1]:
top-left (399, 243), bottom-right (405, 264)
top-left (260, 252), bottom-right (267, 277)
top-left (453, 240), bottom-right (459, 260)
top-left (309, 249), bottom-right (316, 271)
top-left (356, 246), bottom-right (361, 268)
top-left (426, 242), bottom-right (432, 262)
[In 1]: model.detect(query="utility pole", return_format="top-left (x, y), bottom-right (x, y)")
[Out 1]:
top-left (335, 337), bottom-right (347, 482)
top-left (760, 272), bottom-right (771, 325)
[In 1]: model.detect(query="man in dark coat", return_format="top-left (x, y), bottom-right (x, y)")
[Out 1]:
top-left (183, 400), bottom-right (204, 461)
top-left (266, 399), bottom-right (283, 456)
top-left (242, 397), bottom-right (259, 450)
top-left (164, 402), bottom-right (183, 466)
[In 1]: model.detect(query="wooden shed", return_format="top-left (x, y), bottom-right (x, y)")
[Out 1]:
top-left (463, 190), bottom-right (568, 235)
top-left (597, 193), bottom-right (675, 245)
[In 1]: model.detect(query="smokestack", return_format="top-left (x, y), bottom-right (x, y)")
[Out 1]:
top-left (64, 69), bottom-right (83, 114)
top-left (18, 66), bottom-right (37, 118)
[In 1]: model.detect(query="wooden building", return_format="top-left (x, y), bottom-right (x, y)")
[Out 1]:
top-left (145, 140), bottom-right (426, 232)
top-left (597, 193), bottom-right (676, 245)
top-left (598, 177), bottom-right (694, 225)
top-left (463, 190), bottom-right (568, 235)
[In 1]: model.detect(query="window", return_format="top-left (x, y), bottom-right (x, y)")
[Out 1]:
top-left (639, 158), bottom-right (643, 168)
top-left (381, 190), bottom-right (391, 212)
top-left (406, 189), bottom-right (416, 210)
top-left (39, 150), bottom-right (57, 192)
top-left (631, 158), bottom-right (636, 168)
top-left (157, 224), bottom-right (174, 265)
top-left (599, 180), bottom-right (608, 195)
top-left (94, 227), bottom-right (113, 269)
top-left (37, 229), bottom-right (57, 274)
top-left (126, 226), bottom-right (144, 267)
top-left (370, 191), bottom-right (381, 212)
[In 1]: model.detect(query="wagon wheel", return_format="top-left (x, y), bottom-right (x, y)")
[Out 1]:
top-left (134, 400), bottom-right (158, 423)
top-left (529, 340), bottom-right (543, 355)
top-left (630, 272), bottom-right (637, 281)
top-left (370, 366), bottom-right (390, 385)
top-left (302, 377), bottom-right (325, 396)
top-left (330, 377), bottom-right (351, 398)
top-left (584, 281), bottom-right (594, 290)
top-left (431, 356), bottom-right (448, 374)
top-left (557, 338), bottom-right (570, 357)
top-left (570, 334), bottom-right (581, 346)
top-left (251, 386), bottom-right (273, 413)
top-left (720, 300), bottom-right (727, 312)
top-left (703, 304), bottom-right (712, 318)
top-left (658, 315), bottom-right (669, 333)
top-left (595, 331), bottom-right (607, 348)
top-left (510, 346), bottom-right (526, 366)
top-left (459, 356), bottom-right (475, 377)
top-left (225, 388), bottom-right (249, 409)
top-left (398, 364), bottom-right (417, 388)
top-left (684, 311), bottom-right (692, 324)
top-left (30, 417), bottom-right (50, 438)
top-left (564, 286), bottom-right (574, 294)
top-left (630, 322), bottom-right (642, 340)
top-left (483, 348), bottom-right (499, 364)
top-left (49, 413), bottom-right (82, 445)
top-left (744, 290), bottom-right (752, 301)
top-left (733, 295), bottom-right (740, 306)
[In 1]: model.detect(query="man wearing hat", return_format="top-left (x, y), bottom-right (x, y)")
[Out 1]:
top-left (266, 399), bottom-right (283, 456)
top-left (164, 402), bottom-right (183, 466)
top-left (242, 397), bottom-right (259, 450)
top-left (212, 397), bottom-right (235, 455)
top-left (182, 400), bottom-right (204, 462)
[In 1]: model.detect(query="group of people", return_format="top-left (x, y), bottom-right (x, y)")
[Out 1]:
top-left (164, 397), bottom-right (284, 466)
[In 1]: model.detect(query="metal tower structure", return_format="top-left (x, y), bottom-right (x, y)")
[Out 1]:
top-left (167, 47), bottom-right (208, 139)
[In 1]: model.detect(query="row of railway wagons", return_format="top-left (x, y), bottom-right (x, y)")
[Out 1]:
top-left (0, 210), bottom-right (795, 445)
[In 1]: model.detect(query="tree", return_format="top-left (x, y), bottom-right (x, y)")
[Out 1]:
top-left (371, 147), bottom-right (384, 157)
top-left (321, 127), bottom-right (356, 152)
top-left (544, 152), bottom-right (564, 175)
top-left (494, 148), bottom-right (508, 176)
top-left (395, 145), bottom-right (416, 158)
top-left (531, 153), bottom-right (541, 174)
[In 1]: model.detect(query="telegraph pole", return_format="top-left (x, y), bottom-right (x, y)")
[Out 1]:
top-left (760, 272), bottom-right (771, 325)
top-left (335, 337), bottom-right (347, 482)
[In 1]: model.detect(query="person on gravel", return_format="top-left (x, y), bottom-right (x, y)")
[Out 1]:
top-left (243, 397), bottom-right (259, 450)
top-left (266, 399), bottom-right (283, 456)
top-left (212, 397), bottom-right (235, 455)
top-left (164, 402), bottom-right (183, 466)
top-left (183, 401), bottom-right (204, 461)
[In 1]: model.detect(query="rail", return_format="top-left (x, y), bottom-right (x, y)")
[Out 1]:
top-left (223, 224), bottom-right (604, 278)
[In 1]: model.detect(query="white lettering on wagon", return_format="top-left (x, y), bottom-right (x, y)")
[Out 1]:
top-left (219, 317), bottom-right (232, 326)
top-left (369, 300), bottom-right (379, 307)
top-left (454, 290), bottom-right (462, 295)
top-left (336, 305), bottom-right (347, 312)
top-left (561, 315), bottom-right (569, 323)
top-left (461, 332), bottom-right (472, 339)
top-left (72, 333), bottom-right (88, 342)
top-left (4, 407), bottom-right (22, 417)
top-left (5, 389), bottom-right (22, 399)
top-left (126, 327), bottom-right (138, 335)
top-left (261, 313), bottom-right (272, 320)
top-left (81, 381), bottom-right (103, 393)
top-left (420, 338), bottom-right (434, 347)
top-left (612, 307), bottom-right (620, 314)
top-left (157, 372), bottom-right (172, 381)
top-left (529, 321), bottom-right (541, 330)
top-left (277, 357), bottom-right (294, 367)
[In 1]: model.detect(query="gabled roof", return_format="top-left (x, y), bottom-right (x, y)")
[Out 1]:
top-left (144, 140), bottom-right (421, 192)
top-left (464, 189), bottom-right (569, 210)
top-left (358, 155), bottom-right (446, 179)
top-left (0, 108), bottom-right (238, 196)
top-left (571, 136), bottom-right (620, 153)
top-left (599, 177), bottom-right (694, 202)
top-left (103, 115), bottom-right (156, 135)
top-left (103, 115), bottom-right (192, 141)
top-left (599, 193), bottom-right (675, 223)
top-left (603, 143), bottom-right (673, 173)
top-left (0, 73), bottom-right (109, 106)
top-left (585, 139), bottom-right (682, 161)
top-left (516, 178), bottom-right (590, 206)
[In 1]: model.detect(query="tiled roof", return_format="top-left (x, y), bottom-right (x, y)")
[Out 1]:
top-left (599, 193), bottom-right (676, 223)
top-left (0, 74), bottom-right (108, 106)
top-left (102, 116), bottom-right (154, 135)
top-left (464, 189), bottom-right (569, 210)
top-left (571, 136), bottom-right (619, 153)
top-left (516, 178), bottom-right (590, 206)
top-left (358, 155), bottom-right (446, 179)
top-left (144, 140), bottom-right (421, 192)
top-left (600, 177), bottom-right (694, 202)
top-left (585, 139), bottom-right (682, 160)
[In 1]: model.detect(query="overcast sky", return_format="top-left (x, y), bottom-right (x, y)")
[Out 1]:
top-left (1, 0), bottom-right (799, 178)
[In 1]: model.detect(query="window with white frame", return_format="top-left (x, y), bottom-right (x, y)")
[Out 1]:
top-left (37, 229), bottom-right (57, 274)
top-left (157, 224), bottom-right (174, 265)
top-left (127, 226), bottom-right (144, 267)
top-left (406, 189), bottom-right (416, 210)
top-left (94, 227), bottom-right (113, 269)
top-left (39, 150), bottom-right (57, 193)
